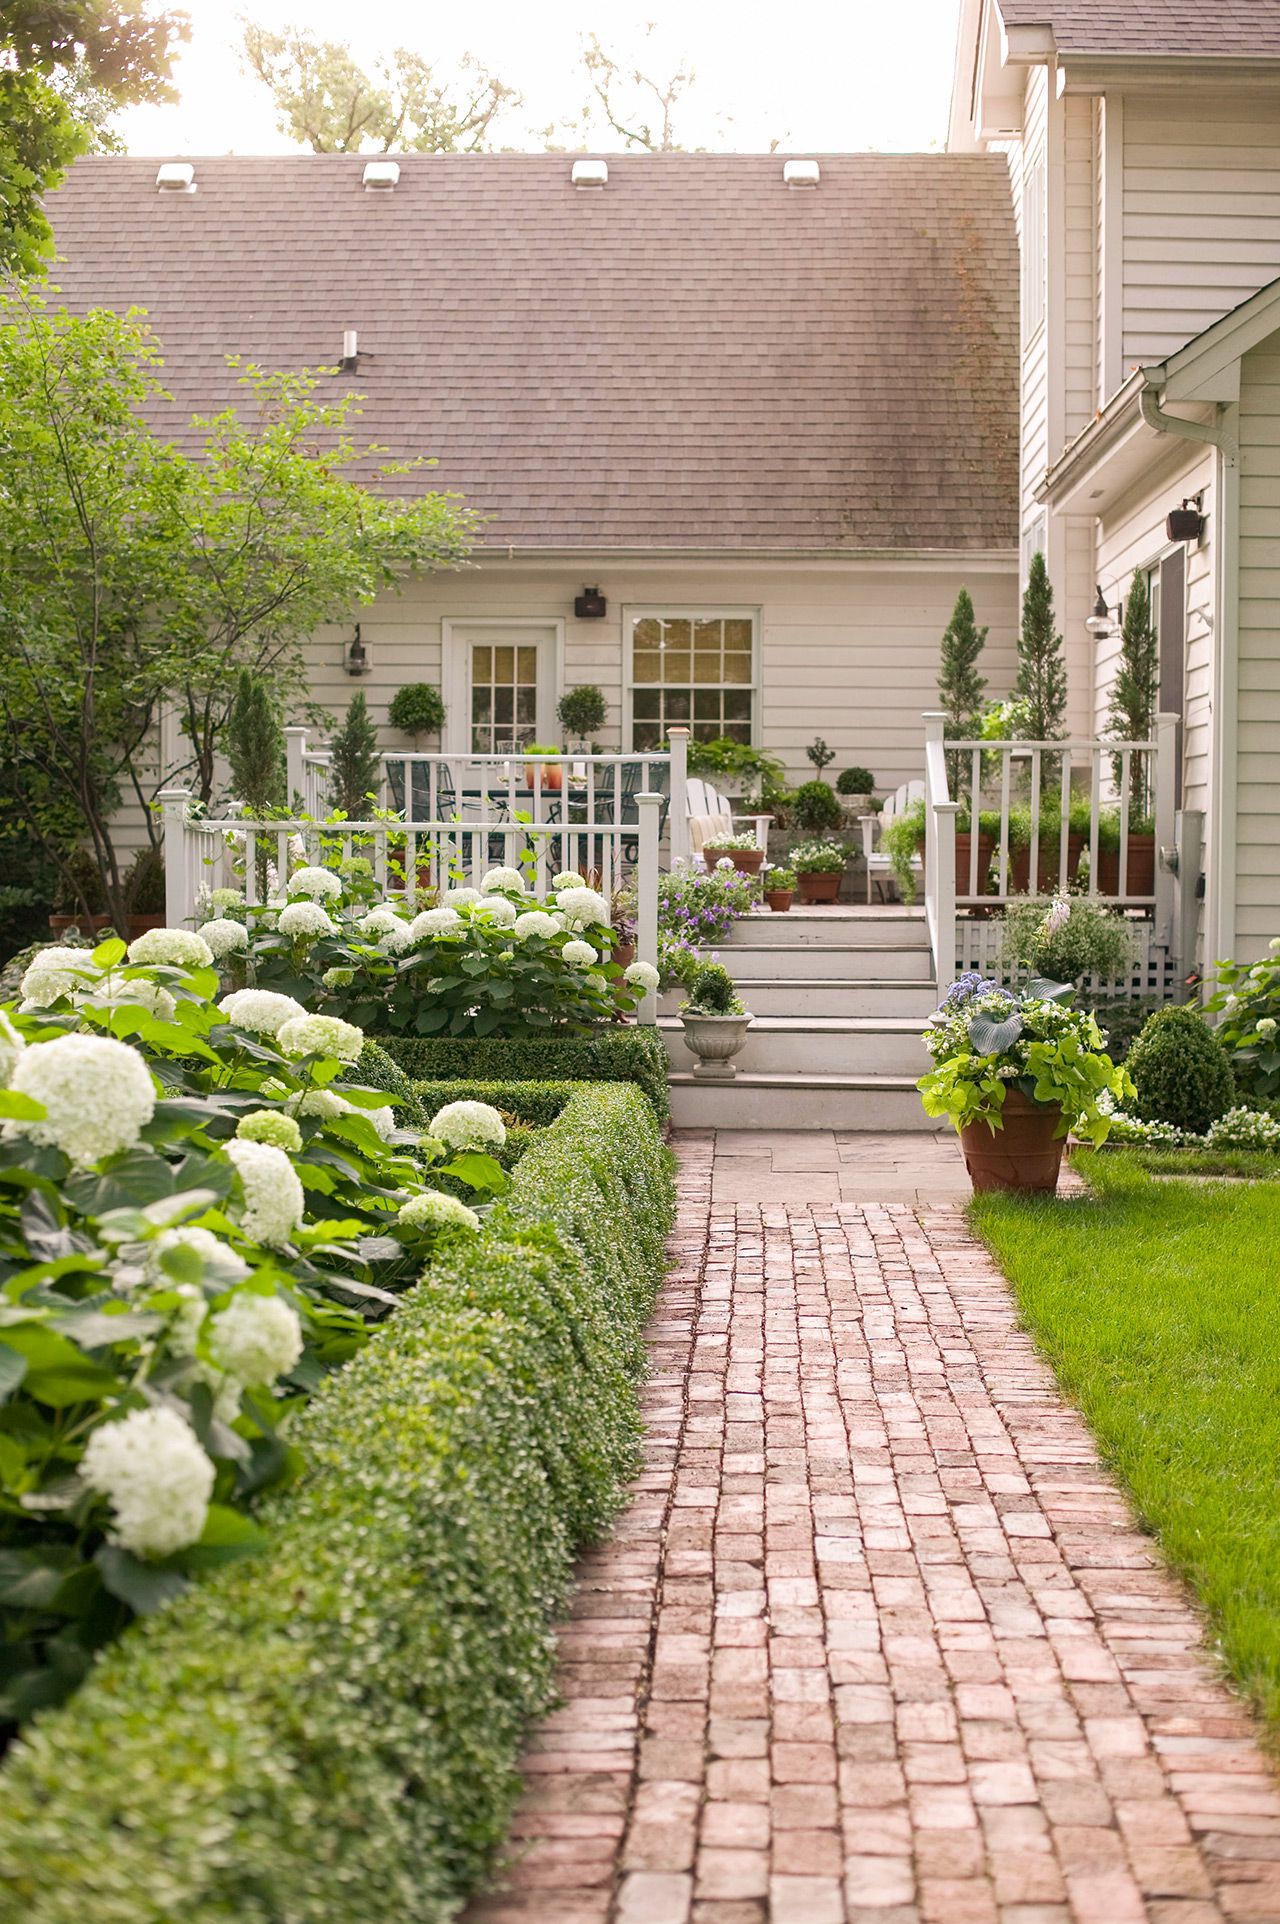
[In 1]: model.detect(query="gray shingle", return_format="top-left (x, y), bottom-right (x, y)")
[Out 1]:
top-left (998, 0), bottom-right (1280, 56)
top-left (43, 151), bottom-right (1018, 553)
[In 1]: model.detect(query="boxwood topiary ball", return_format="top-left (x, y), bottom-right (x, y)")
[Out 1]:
top-left (1127, 1005), bottom-right (1235, 1136)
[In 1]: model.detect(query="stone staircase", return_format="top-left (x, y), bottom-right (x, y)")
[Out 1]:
top-left (661, 906), bottom-right (944, 1130)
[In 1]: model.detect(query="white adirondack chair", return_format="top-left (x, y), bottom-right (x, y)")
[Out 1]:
top-left (859, 779), bottom-right (924, 903)
top-left (685, 777), bottom-right (772, 857)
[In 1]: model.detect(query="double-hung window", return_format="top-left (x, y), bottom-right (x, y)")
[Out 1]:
top-left (628, 610), bottom-right (757, 751)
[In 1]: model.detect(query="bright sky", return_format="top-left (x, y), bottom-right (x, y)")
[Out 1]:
top-left (116, 0), bottom-right (962, 155)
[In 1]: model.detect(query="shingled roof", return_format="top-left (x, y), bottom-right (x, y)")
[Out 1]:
top-left (997, 0), bottom-right (1280, 57)
top-left (44, 152), bottom-right (1018, 554)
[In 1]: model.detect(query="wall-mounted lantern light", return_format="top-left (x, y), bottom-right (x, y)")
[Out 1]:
top-left (344, 624), bottom-right (372, 676)
top-left (1085, 585), bottom-right (1118, 640)
top-left (574, 585), bottom-right (607, 619)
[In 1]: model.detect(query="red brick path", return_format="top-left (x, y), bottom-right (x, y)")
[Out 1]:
top-left (466, 1132), bottom-right (1280, 1923)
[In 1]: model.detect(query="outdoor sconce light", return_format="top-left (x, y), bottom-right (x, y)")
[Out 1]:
top-left (1085, 585), bottom-right (1118, 640)
top-left (574, 586), bottom-right (607, 619)
top-left (339, 328), bottom-right (358, 372)
top-left (1166, 499), bottom-right (1205, 543)
top-left (344, 624), bottom-right (372, 676)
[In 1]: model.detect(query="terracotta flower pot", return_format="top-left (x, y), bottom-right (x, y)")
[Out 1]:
top-left (127, 914), bottom-right (166, 938)
top-left (525, 761), bottom-right (563, 792)
top-left (764, 889), bottom-right (794, 912)
top-left (960, 1087), bottom-right (1066, 1194)
top-left (612, 941), bottom-right (636, 972)
top-left (1010, 833), bottom-right (1084, 895)
top-left (49, 913), bottom-right (112, 937)
top-left (954, 832), bottom-right (995, 900)
top-left (1095, 834), bottom-right (1156, 898)
top-left (797, 871), bottom-right (841, 904)
top-left (703, 846), bottom-right (765, 877)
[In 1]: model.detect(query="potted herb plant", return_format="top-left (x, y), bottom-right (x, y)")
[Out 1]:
top-left (918, 971), bottom-right (1132, 1193)
top-left (1094, 807), bottom-right (1156, 898)
top-left (790, 839), bottom-right (847, 904)
top-left (882, 801), bottom-right (998, 905)
top-left (1007, 798), bottom-right (1087, 894)
top-left (679, 960), bottom-right (752, 1079)
top-left (702, 831), bottom-right (766, 877)
top-left (763, 865), bottom-right (795, 912)
top-left (523, 744), bottom-right (564, 792)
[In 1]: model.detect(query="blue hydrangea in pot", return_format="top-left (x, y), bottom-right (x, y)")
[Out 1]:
top-left (917, 969), bottom-right (1133, 1193)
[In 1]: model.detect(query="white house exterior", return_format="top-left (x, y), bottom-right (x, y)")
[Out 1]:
top-left (951, 0), bottom-right (1280, 964)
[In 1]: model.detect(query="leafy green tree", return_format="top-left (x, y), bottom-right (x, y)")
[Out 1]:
top-left (225, 671), bottom-right (286, 816)
top-left (1106, 571), bottom-right (1159, 818)
top-left (0, 2), bottom-right (187, 271)
top-left (240, 22), bottom-right (517, 153)
top-left (328, 691), bottom-right (381, 819)
top-left (1015, 552), bottom-right (1068, 744)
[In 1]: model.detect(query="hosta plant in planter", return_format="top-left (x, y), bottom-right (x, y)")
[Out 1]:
top-left (701, 831), bottom-right (765, 877)
top-left (679, 960), bottom-right (752, 1080)
top-left (790, 839), bottom-right (847, 904)
top-left (918, 973), bottom-right (1132, 1193)
top-left (762, 865), bottom-right (795, 912)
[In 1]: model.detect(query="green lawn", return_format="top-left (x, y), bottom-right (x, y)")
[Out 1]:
top-left (974, 1151), bottom-right (1280, 1733)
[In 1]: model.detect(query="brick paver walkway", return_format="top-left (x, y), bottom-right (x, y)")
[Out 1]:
top-left (466, 1132), bottom-right (1280, 1923)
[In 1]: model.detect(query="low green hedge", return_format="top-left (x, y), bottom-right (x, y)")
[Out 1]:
top-left (0, 1085), bottom-right (675, 1924)
top-left (416, 1078), bottom-right (579, 1129)
top-left (374, 1026), bottom-right (670, 1124)
top-left (356, 1035), bottom-right (430, 1127)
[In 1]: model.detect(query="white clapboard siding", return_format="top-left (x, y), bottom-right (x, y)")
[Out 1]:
top-left (1063, 92), bottom-right (1097, 442)
top-left (1235, 341), bottom-right (1280, 955)
top-left (1014, 66), bottom-right (1051, 523)
top-left (1122, 96), bottom-right (1280, 367)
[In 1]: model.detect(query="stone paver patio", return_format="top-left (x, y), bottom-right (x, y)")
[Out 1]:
top-left (465, 1131), bottom-right (1280, 1923)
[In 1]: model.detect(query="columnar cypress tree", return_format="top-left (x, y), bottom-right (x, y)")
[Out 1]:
top-left (1015, 551), bottom-right (1068, 743)
top-left (1106, 571), bottom-right (1159, 818)
top-left (225, 669), bottom-right (286, 815)
top-left (938, 586), bottom-right (987, 791)
top-left (328, 690), bottom-right (381, 819)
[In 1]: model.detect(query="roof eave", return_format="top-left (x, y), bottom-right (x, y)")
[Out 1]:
top-left (1057, 54), bottom-right (1280, 94)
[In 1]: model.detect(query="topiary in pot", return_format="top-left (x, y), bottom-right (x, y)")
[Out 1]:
top-left (556, 684), bottom-right (608, 746)
top-left (387, 682), bottom-right (446, 746)
top-left (836, 766), bottom-right (875, 797)
top-left (791, 780), bottom-right (843, 834)
top-left (679, 959), bottom-right (751, 1079)
top-left (1126, 1005), bottom-right (1235, 1135)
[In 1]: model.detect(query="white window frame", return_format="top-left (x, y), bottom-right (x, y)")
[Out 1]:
top-left (622, 605), bottom-right (761, 753)
top-left (440, 618), bottom-right (564, 758)
top-left (1021, 154), bottom-right (1046, 349)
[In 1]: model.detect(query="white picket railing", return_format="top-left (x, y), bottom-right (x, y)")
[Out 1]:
top-left (922, 709), bottom-right (1180, 992)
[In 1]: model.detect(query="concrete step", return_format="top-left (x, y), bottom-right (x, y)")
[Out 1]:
top-left (719, 979), bottom-right (939, 1018)
top-left (661, 1015), bottom-right (929, 1079)
top-left (723, 909), bottom-right (928, 949)
top-left (715, 942), bottom-right (935, 982)
top-left (668, 1071), bottom-right (942, 1132)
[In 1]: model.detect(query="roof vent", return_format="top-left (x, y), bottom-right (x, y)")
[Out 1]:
top-left (571, 158), bottom-right (608, 188)
top-left (362, 159), bottom-right (399, 191)
top-left (155, 161), bottom-right (195, 194)
top-left (783, 158), bottom-right (820, 189)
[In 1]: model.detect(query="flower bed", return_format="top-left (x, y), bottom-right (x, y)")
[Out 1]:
top-left (378, 1027), bottom-right (671, 1123)
top-left (0, 1084), bottom-right (674, 1924)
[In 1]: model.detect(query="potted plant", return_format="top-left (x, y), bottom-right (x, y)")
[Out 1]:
top-left (50, 847), bottom-right (112, 935)
top-left (790, 839), bottom-right (847, 904)
top-left (763, 864), bottom-right (795, 912)
top-left (790, 780), bottom-right (844, 836)
top-left (836, 765), bottom-right (877, 823)
top-left (679, 960), bottom-right (752, 1079)
top-left (387, 682), bottom-right (446, 748)
top-left (1007, 798), bottom-right (1087, 894)
top-left (685, 737), bottom-right (786, 802)
top-left (123, 845), bottom-right (168, 937)
top-left (882, 801), bottom-right (997, 905)
top-left (609, 887), bottom-right (637, 972)
top-left (702, 830), bottom-right (765, 877)
top-left (1094, 807), bottom-right (1156, 897)
top-left (918, 972), bottom-right (1132, 1193)
top-left (523, 744), bottom-right (564, 792)
top-left (998, 894), bottom-right (1136, 992)
top-left (557, 684), bottom-right (608, 750)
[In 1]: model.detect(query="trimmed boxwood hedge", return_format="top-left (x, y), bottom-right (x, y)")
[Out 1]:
top-left (373, 1026), bottom-right (670, 1123)
top-left (416, 1078), bottom-right (579, 1129)
top-left (356, 1035), bottom-right (429, 1127)
top-left (0, 1085), bottom-right (675, 1924)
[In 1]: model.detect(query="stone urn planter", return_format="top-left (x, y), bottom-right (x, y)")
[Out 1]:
top-left (703, 845), bottom-right (765, 877)
top-left (679, 1010), bottom-right (754, 1079)
top-left (764, 887), bottom-right (794, 912)
top-left (797, 871), bottom-right (841, 904)
top-left (959, 1089), bottom-right (1066, 1194)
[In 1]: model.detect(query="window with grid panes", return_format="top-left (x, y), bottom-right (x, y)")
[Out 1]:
top-left (470, 641), bottom-right (538, 753)
top-left (630, 614), bottom-right (755, 751)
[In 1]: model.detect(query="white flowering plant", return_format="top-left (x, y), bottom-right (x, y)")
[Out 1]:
top-left (1206, 943), bottom-right (1280, 1104)
top-left (918, 973), bottom-right (1133, 1144)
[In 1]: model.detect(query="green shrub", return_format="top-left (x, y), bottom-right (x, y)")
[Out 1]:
top-left (998, 896), bottom-right (1137, 986)
top-left (0, 1086), bottom-right (674, 1924)
top-left (556, 684), bottom-right (607, 742)
top-left (356, 1036), bottom-right (429, 1125)
top-left (790, 780), bottom-right (843, 834)
top-left (1127, 1005), bottom-right (1235, 1135)
top-left (836, 765), bottom-right (875, 797)
top-left (387, 681), bottom-right (446, 742)
top-left (411, 1078), bottom-right (578, 1128)
top-left (1207, 944), bottom-right (1280, 1104)
top-left (375, 1027), bottom-right (670, 1123)
top-left (682, 960), bottom-right (743, 1015)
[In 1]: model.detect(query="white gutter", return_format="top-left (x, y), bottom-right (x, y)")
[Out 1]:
top-left (1137, 376), bottom-right (1241, 968)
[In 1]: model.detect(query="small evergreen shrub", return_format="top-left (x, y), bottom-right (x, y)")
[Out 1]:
top-left (790, 780), bottom-right (843, 833)
top-left (328, 690), bottom-right (381, 819)
top-left (998, 896), bottom-right (1136, 987)
top-left (1127, 1005), bottom-right (1235, 1135)
top-left (374, 1027), bottom-right (670, 1123)
top-left (836, 765), bottom-right (875, 797)
top-left (387, 682), bottom-right (446, 742)
top-left (682, 960), bottom-right (743, 1015)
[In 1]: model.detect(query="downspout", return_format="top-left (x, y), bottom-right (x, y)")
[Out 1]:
top-left (1137, 378), bottom-right (1240, 972)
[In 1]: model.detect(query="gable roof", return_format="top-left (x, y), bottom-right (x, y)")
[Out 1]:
top-left (996, 0), bottom-right (1280, 57)
top-left (42, 152), bottom-right (1018, 555)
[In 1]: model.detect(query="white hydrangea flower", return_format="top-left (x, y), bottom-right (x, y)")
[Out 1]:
top-left (276, 1013), bottom-right (365, 1064)
top-left (10, 1033), bottom-right (155, 1166)
top-left (200, 917), bottom-right (250, 959)
top-left (19, 946), bottom-right (100, 1007)
top-left (378, 919), bottom-right (417, 954)
top-left (288, 865), bottom-right (342, 900)
top-left (82, 978), bottom-right (176, 1021)
top-left (480, 866), bottom-right (526, 894)
top-left (408, 906), bottom-right (461, 939)
top-left (358, 905), bottom-right (403, 936)
top-left (224, 1138), bottom-right (305, 1247)
top-left (428, 1099), bottom-right (506, 1151)
top-left (208, 1291), bottom-right (303, 1387)
top-left (237, 1108), bottom-right (304, 1152)
top-left (1258, 1017), bottom-right (1278, 1039)
top-left (552, 870), bottom-right (584, 890)
top-left (278, 900), bottom-right (337, 940)
top-left (147, 1224), bottom-right (250, 1288)
top-left (366, 1105), bottom-right (396, 1140)
top-left (1271, 937), bottom-right (1280, 954)
top-left (322, 966), bottom-right (354, 990)
top-left (513, 910), bottom-right (560, 939)
top-left (624, 960), bottom-right (661, 994)
top-left (291, 1087), bottom-right (347, 1120)
top-left (217, 989), bottom-right (307, 1035)
top-left (555, 885), bottom-right (609, 929)
top-left (79, 1406), bottom-right (215, 1560)
top-left (167, 1285), bottom-right (207, 1355)
top-left (398, 1190), bottom-right (480, 1233)
top-left (126, 928), bottom-right (214, 970)
top-left (209, 887), bottom-right (245, 912)
top-left (562, 939), bottom-right (598, 966)
top-left (0, 1011), bottom-right (25, 1088)
top-left (472, 895), bottom-right (517, 927)
top-left (444, 887), bottom-right (481, 908)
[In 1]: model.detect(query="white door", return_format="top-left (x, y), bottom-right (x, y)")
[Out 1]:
top-left (443, 621), bottom-right (560, 757)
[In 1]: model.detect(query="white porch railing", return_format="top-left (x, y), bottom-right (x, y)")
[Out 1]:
top-left (922, 709), bottom-right (1181, 991)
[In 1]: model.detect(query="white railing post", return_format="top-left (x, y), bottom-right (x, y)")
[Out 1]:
top-left (668, 726), bottom-right (690, 868)
top-left (1153, 710), bottom-right (1179, 951)
top-left (158, 787), bottom-right (193, 928)
top-left (284, 726), bottom-right (308, 806)
top-left (635, 792), bottom-right (662, 1025)
top-left (922, 713), bottom-right (958, 990)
